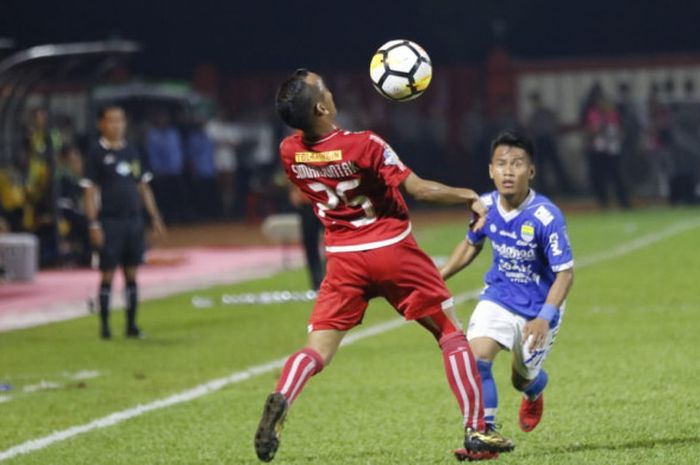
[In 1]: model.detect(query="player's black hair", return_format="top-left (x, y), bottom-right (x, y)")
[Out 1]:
top-left (275, 68), bottom-right (322, 131)
top-left (97, 103), bottom-right (124, 120)
top-left (490, 131), bottom-right (535, 163)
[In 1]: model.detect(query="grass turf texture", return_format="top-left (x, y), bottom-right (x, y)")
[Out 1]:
top-left (1, 207), bottom-right (699, 464)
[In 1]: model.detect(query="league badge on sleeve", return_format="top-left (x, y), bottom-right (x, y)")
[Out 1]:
top-left (520, 222), bottom-right (535, 242)
top-left (382, 145), bottom-right (406, 170)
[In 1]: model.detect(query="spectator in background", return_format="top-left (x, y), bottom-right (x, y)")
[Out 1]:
top-left (56, 145), bottom-right (90, 265)
top-left (526, 92), bottom-right (572, 196)
top-left (186, 114), bottom-right (219, 220)
top-left (289, 184), bottom-right (324, 290)
top-left (245, 110), bottom-right (277, 219)
top-left (644, 82), bottom-right (674, 200)
top-left (668, 79), bottom-right (700, 204)
top-left (584, 89), bottom-right (630, 209)
top-left (25, 109), bottom-right (60, 231)
top-left (0, 152), bottom-right (28, 232)
top-left (617, 83), bottom-right (643, 177)
top-left (146, 111), bottom-right (186, 223)
top-left (26, 108), bottom-right (62, 163)
top-left (206, 110), bottom-right (243, 218)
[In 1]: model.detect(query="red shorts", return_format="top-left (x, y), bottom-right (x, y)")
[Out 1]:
top-left (308, 234), bottom-right (454, 332)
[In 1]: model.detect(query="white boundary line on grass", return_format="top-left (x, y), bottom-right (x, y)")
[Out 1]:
top-left (2, 218), bottom-right (699, 462)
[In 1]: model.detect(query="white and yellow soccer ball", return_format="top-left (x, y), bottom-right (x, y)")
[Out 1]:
top-left (369, 39), bottom-right (432, 101)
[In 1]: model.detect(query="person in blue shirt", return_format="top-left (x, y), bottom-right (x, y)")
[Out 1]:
top-left (441, 131), bottom-right (574, 435)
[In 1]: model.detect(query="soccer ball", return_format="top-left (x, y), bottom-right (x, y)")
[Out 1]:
top-left (369, 39), bottom-right (432, 101)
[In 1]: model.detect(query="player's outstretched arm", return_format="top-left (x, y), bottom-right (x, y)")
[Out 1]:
top-left (401, 172), bottom-right (487, 230)
top-left (440, 239), bottom-right (484, 281)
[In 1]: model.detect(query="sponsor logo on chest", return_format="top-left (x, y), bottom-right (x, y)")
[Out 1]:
top-left (295, 150), bottom-right (343, 163)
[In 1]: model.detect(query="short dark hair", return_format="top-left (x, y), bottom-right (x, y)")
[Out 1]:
top-left (490, 131), bottom-right (535, 162)
top-left (275, 69), bottom-right (322, 131)
top-left (97, 103), bottom-right (124, 120)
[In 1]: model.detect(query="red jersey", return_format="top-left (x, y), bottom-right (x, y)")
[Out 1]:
top-left (280, 128), bottom-right (413, 252)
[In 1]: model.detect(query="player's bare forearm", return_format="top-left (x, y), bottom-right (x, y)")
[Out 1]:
top-left (138, 183), bottom-right (163, 223)
top-left (84, 185), bottom-right (99, 223)
top-left (545, 268), bottom-right (574, 309)
top-left (402, 172), bottom-right (479, 204)
top-left (441, 240), bottom-right (483, 280)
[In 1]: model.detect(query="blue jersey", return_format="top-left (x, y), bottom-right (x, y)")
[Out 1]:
top-left (467, 190), bottom-right (574, 319)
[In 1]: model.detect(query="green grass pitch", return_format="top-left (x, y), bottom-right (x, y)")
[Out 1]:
top-left (1, 207), bottom-right (699, 464)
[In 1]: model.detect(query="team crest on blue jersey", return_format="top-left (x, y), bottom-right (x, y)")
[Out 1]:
top-left (520, 222), bottom-right (535, 242)
top-left (490, 224), bottom-right (497, 233)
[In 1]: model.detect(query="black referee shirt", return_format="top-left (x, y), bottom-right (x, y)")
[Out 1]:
top-left (81, 138), bottom-right (153, 219)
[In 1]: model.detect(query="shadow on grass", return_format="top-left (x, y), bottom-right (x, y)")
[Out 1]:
top-left (522, 436), bottom-right (700, 456)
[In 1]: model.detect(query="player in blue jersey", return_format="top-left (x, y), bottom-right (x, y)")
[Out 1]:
top-left (440, 131), bottom-right (574, 434)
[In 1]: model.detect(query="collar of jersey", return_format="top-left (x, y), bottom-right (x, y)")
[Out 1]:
top-left (496, 189), bottom-right (536, 222)
top-left (99, 137), bottom-right (127, 151)
top-left (303, 127), bottom-right (341, 146)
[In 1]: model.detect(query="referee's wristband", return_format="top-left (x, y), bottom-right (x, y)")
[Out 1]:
top-left (537, 303), bottom-right (559, 327)
top-left (89, 221), bottom-right (102, 230)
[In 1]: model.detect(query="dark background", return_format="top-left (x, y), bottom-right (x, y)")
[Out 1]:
top-left (2, 0), bottom-right (700, 76)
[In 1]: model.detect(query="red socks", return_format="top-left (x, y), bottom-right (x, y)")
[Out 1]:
top-left (275, 348), bottom-right (324, 406)
top-left (439, 332), bottom-right (486, 431)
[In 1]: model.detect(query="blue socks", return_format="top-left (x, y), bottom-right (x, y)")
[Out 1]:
top-left (523, 370), bottom-right (548, 401)
top-left (476, 360), bottom-right (498, 427)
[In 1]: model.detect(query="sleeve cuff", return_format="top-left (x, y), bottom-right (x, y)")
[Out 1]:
top-left (390, 166), bottom-right (412, 187)
top-left (141, 172), bottom-right (154, 183)
top-left (79, 178), bottom-right (94, 188)
top-left (552, 260), bottom-right (574, 272)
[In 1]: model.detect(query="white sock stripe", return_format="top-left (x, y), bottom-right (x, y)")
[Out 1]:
top-left (279, 353), bottom-right (307, 395)
top-left (448, 354), bottom-right (471, 426)
top-left (287, 360), bottom-right (317, 403)
top-left (461, 351), bottom-right (480, 430)
top-left (484, 407), bottom-right (497, 417)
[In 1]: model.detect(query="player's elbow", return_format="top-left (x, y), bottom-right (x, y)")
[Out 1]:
top-left (406, 177), bottom-right (434, 202)
top-left (403, 173), bottom-right (428, 201)
top-left (559, 268), bottom-right (574, 288)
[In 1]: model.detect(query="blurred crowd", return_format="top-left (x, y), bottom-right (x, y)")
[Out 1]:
top-left (1, 78), bottom-right (699, 268)
top-left (0, 105), bottom-right (284, 267)
top-left (525, 79), bottom-right (700, 208)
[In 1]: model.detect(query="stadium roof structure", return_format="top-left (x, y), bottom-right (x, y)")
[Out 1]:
top-left (92, 81), bottom-right (206, 107)
top-left (0, 40), bottom-right (140, 166)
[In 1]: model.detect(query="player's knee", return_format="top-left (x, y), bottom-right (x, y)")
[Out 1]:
top-left (100, 270), bottom-right (115, 285)
top-left (468, 337), bottom-right (499, 361)
top-left (423, 309), bottom-right (461, 342)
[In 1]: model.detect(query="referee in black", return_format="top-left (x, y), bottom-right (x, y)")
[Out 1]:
top-left (81, 104), bottom-right (166, 339)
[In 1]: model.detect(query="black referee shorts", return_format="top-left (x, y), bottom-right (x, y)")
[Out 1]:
top-left (99, 217), bottom-right (145, 271)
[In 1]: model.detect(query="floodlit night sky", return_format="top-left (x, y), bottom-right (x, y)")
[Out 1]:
top-left (2, 0), bottom-right (699, 77)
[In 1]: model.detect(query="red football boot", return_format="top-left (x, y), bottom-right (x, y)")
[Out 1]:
top-left (519, 393), bottom-right (544, 432)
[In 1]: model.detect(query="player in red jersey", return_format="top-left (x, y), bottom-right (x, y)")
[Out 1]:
top-left (254, 69), bottom-right (514, 462)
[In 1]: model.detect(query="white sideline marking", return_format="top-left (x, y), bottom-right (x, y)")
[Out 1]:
top-left (0, 319), bottom-right (405, 462)
top-left (1, 218), bottom-right (698, 462)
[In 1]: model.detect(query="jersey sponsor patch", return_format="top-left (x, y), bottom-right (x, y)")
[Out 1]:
top-left (520, 222), bottom-right (535, 242)
top-left (534, 205), bottom-right (554, 226)
top-left (382, 145), bottom-right (405, 169)
top-left (115, 161), bottom-right (132, 176)
top-left (295, 150), bottom-right (343, 163)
